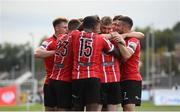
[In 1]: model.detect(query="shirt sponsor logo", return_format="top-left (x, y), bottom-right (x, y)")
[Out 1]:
top-left (101, 62), bottom-right (114, 66)
top-left (78, 62), bottom-right (92, 66)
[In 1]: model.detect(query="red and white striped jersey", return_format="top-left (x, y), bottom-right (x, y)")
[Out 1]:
top-left (71, 30), bottom-right (114, 80)
top-left (50, 33), bottom-right (73, 82)
top-left (121, 37), bottom-right (142, 81)
top-left (40, 35), bottom-right (57, 84)
top-left (100, 52), bottom-right (120, 83)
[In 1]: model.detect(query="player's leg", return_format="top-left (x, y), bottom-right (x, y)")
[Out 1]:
top-left (121, 80), bottom-right (142, 112)
top-left (100, 83), bottom-right (108, 111)
top-left (55, 80), bottom-right (72, 111)
top-left (44, 85), bottom-right (55, 111)
top-left (101, 105), bottom-right (107, 111)
top-left (106, 82), bottom-right (122, 111)
top-left (45, 80), bottom-right (57, 111)
top-left (123, 103), bottom-right (135, 111)
top-left (107, 104), bottom-right (118, 111)
top-left (86, 103), bottom-right (102, 111)
top-left (85, 78), bottom-right (102, 111)
top-left (72, 103), bottom-right (84, 111)
top-left (72, 79), bottom-right (85, 111)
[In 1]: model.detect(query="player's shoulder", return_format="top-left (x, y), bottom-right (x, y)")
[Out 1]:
top-left (41, 35), bottom-right (56, 45)
top-left (71, 30), bottom-right (81, 36)
top-left (57, 34), bottom-right (63, 41)
top-left (126, 37), bottom-right (140, 44)
top-left (44, 35), bottom-right (56, 42)
top-left (127, 37), bottom-right (140, 51)
top-left (58, 34), bottom-right (72, 42)
top-left (93, 33), bottom-right (104, 40)
top-left (99, 35), bottom-right (109, 43)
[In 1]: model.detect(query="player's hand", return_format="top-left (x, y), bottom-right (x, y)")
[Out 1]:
top-left (52, 50), bottom-right (56, 54)
top-left (121, 34), bottom-right (127, 39)
top-left (110, 32), bottom-right (120, 38)
top-left (112, 36), bottom-right (126, 46)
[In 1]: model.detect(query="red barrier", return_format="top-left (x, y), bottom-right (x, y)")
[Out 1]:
top-left (0, 85), bottom-right (16, 106)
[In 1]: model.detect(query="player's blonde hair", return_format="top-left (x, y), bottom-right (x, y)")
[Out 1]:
top-left (101, 16), bottom-right (112, 26)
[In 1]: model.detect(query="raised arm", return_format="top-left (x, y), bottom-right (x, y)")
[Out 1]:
top-left (122, 31), bottom-right (144, 39)
top-left (101, 32), bottom-right (120, 40)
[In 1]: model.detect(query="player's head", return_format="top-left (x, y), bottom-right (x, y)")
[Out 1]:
top-left (68, 19), bottom-right (81, 32)
top-left (100, 16), bottom-right (113, 34)
top-left (53, 17), bottom-right (68, 34)
top-left (113, 15), bottom-right (123, 21)
top-left (83, 15), bottom-right (100, 33)
top-left (118, 16), bottom-right (133, 33)
top-left (77, 18), bottom-right (84, 31)
top-left (112, 15), bottom-right (123, 32)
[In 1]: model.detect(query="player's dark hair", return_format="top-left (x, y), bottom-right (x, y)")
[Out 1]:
top-left (53, 17), bottom-right (68, 28)
top-left (118, 16), bottom-right (133, 29)
top-left (68, 19), bottom-right (81, 31)
top-left (113, 15), bottom-right (123, 21)
top-left (83, 15), bottom-right (100, 29)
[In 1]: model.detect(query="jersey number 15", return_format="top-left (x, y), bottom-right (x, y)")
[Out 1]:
top-left (79, 38), bottom-right (93, 57)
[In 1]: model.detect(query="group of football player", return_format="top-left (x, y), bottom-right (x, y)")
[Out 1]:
top-left (35, 15), bottom-right (144, 111)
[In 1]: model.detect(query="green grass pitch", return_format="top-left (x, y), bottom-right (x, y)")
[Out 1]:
top-left (0, 102), bottom-right (180, 111)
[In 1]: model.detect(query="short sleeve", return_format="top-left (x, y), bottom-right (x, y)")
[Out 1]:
top-left (40, 40), bottom-right (53, 50)
top-left (127, 38), bottom-right (139, 54)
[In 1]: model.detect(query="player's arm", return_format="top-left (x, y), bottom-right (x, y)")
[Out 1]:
top-left (101, 31), bottom-right (124, 40)
top-left (34, 40), bottom-right (55, 58)
top-left (111, 46), bottom-right (122, 60)
top-left (102, 31), bottom-right (144, 40)
top-left (101, 36), bottom-right (114, 53)
top-left (34, 47), bottom-right (55, 58)
top-left (101, 32), bottom-right (123, 41)
top-left (113, 36), bottom-right (136, 61)
top-left (101, 33), bottom-right (112, 40)
top-left (100, 33), bottom-right (122, 59)
top-left (122, 31), bottom-right (144, 39)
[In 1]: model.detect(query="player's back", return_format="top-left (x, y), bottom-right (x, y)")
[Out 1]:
top-left (101, 51), bottom-right (120, 83)
top-left (50, 34), bottom-right (73, 82)
top-left (71, 30), bottom-right (114, 80)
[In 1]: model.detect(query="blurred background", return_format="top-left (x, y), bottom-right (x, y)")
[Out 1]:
top-left (0, 0), bottom-right (180, 111)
